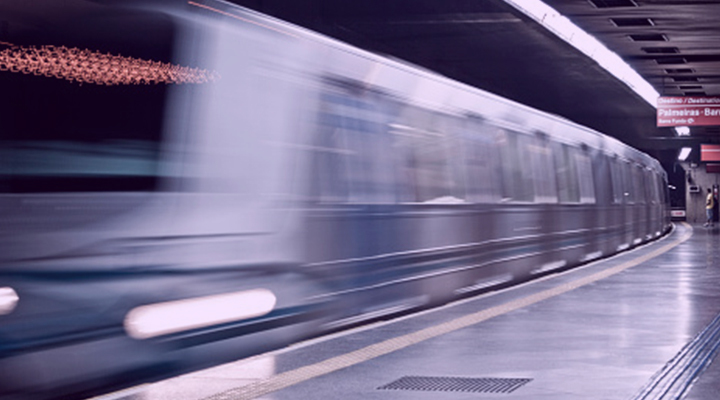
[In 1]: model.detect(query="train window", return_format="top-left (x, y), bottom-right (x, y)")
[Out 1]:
top-left (575, 151), bottom-right (596, 204)
top-left (391, 109), bottom-right (463, 204)
top-left (461, 120), bottom-right (499, 203)
top-left (632, 165), bottom-right (646, 204)
top-left (649, 170), bottom-right (660, 204)
top-left (389, 127), bottom-right (416, 203)
top-left (0, 13), bottom-right (179, 193)
top-left (497, 131), bottom-right (514, 201)
top-left (610, 160), bottom-right (625, 204)
top-left (346, 103), bottom-right (396, 204)
top-left (641, 171), bottom-right (649, 204)
top-left (313, 87), bottom-right (397, 204)
top-left (497, 130), bottom-right (534, 202)
top-left (644, 170), bottom-right (654, 204)
top-left (444, 119), bottom-right (470, 202)
top-left (313, 113), bottom-right (351, 203)
top-left (553, 143), bottom-right (580, 203)
top-left (621, 161), bottom-right (634, 203)
top-left (527, 136), bottom-right (557, 203)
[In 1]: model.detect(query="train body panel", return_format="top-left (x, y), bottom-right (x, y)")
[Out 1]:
top-left (0, 0), bottom-right (670, 397)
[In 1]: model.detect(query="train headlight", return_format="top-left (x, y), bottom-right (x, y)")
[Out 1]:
top-left (124, 289), bottom-right (277, 339)
top-left (0, 287), bottom-right (19, 315)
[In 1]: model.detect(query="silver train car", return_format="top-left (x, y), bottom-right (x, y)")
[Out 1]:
top-left (0, 0), bottom-right (670, 397)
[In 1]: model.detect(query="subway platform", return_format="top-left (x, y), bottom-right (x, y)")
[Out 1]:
top-left (90, 222), bottom-right (720, 400)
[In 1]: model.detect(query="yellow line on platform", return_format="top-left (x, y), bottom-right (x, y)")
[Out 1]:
top-left (205, 223), bottom-right (693, 400)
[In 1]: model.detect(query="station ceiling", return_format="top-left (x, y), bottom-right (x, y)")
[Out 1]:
top-left (228, 0), bottom-right (720, 167)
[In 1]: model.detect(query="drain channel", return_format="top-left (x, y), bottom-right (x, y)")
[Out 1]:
top-left (378, 376), bottom-right (532, 394)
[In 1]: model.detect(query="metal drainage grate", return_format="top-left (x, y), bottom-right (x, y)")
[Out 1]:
top-left (378, 376), bottom-right (532, 394)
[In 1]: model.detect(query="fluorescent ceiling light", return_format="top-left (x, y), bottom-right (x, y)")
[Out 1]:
top-left (678, 147), bottom-right (692, 161)
top-left (675, 126), bottom-right (690, 136)
top-left (124, 288), bottom-right (277, 339)
top-left (503, 0), bottom-right (659, 107)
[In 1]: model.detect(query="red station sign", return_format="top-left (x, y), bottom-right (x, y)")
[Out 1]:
top-left (657, 96), bottom-right (720, 127)
top-left (701, 144), bottom-right (720, 162)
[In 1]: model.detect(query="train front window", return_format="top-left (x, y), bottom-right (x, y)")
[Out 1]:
top-left (0, 73), bottom-right (166, 193)
top-left (0, 6), bottom-right (214, 193)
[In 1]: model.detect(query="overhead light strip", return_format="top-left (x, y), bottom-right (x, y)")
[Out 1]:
top-left (502, 0), bottom-right (659, 108)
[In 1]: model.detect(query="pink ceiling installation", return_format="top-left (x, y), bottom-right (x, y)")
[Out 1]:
top-left (0, 43), bottom-right (220, 85)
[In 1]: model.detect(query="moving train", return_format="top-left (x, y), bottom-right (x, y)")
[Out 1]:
top-left (0, 0), bottom-right (670, 397)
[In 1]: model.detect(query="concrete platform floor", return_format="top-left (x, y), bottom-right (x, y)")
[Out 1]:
top-left (93, 222), bottom-right (720, 400)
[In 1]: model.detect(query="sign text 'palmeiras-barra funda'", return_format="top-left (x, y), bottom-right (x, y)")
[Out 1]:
top-left (657, 96), bottom-right (720, 127)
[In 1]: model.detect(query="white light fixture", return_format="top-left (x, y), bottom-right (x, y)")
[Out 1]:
top-left (678, 147), bottom-right (692, 161)
top-left (124, 289), bottom-right (277, 339)
top-left (502, 0), bottom-right (659, 107)
top-left (0, 287), bottom-right (19, 315)
top-left (675, 126), bottom-right (690, 136)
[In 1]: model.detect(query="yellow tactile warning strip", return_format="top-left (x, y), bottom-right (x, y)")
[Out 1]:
top-left (204, 223), bottom-right (693, 400)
